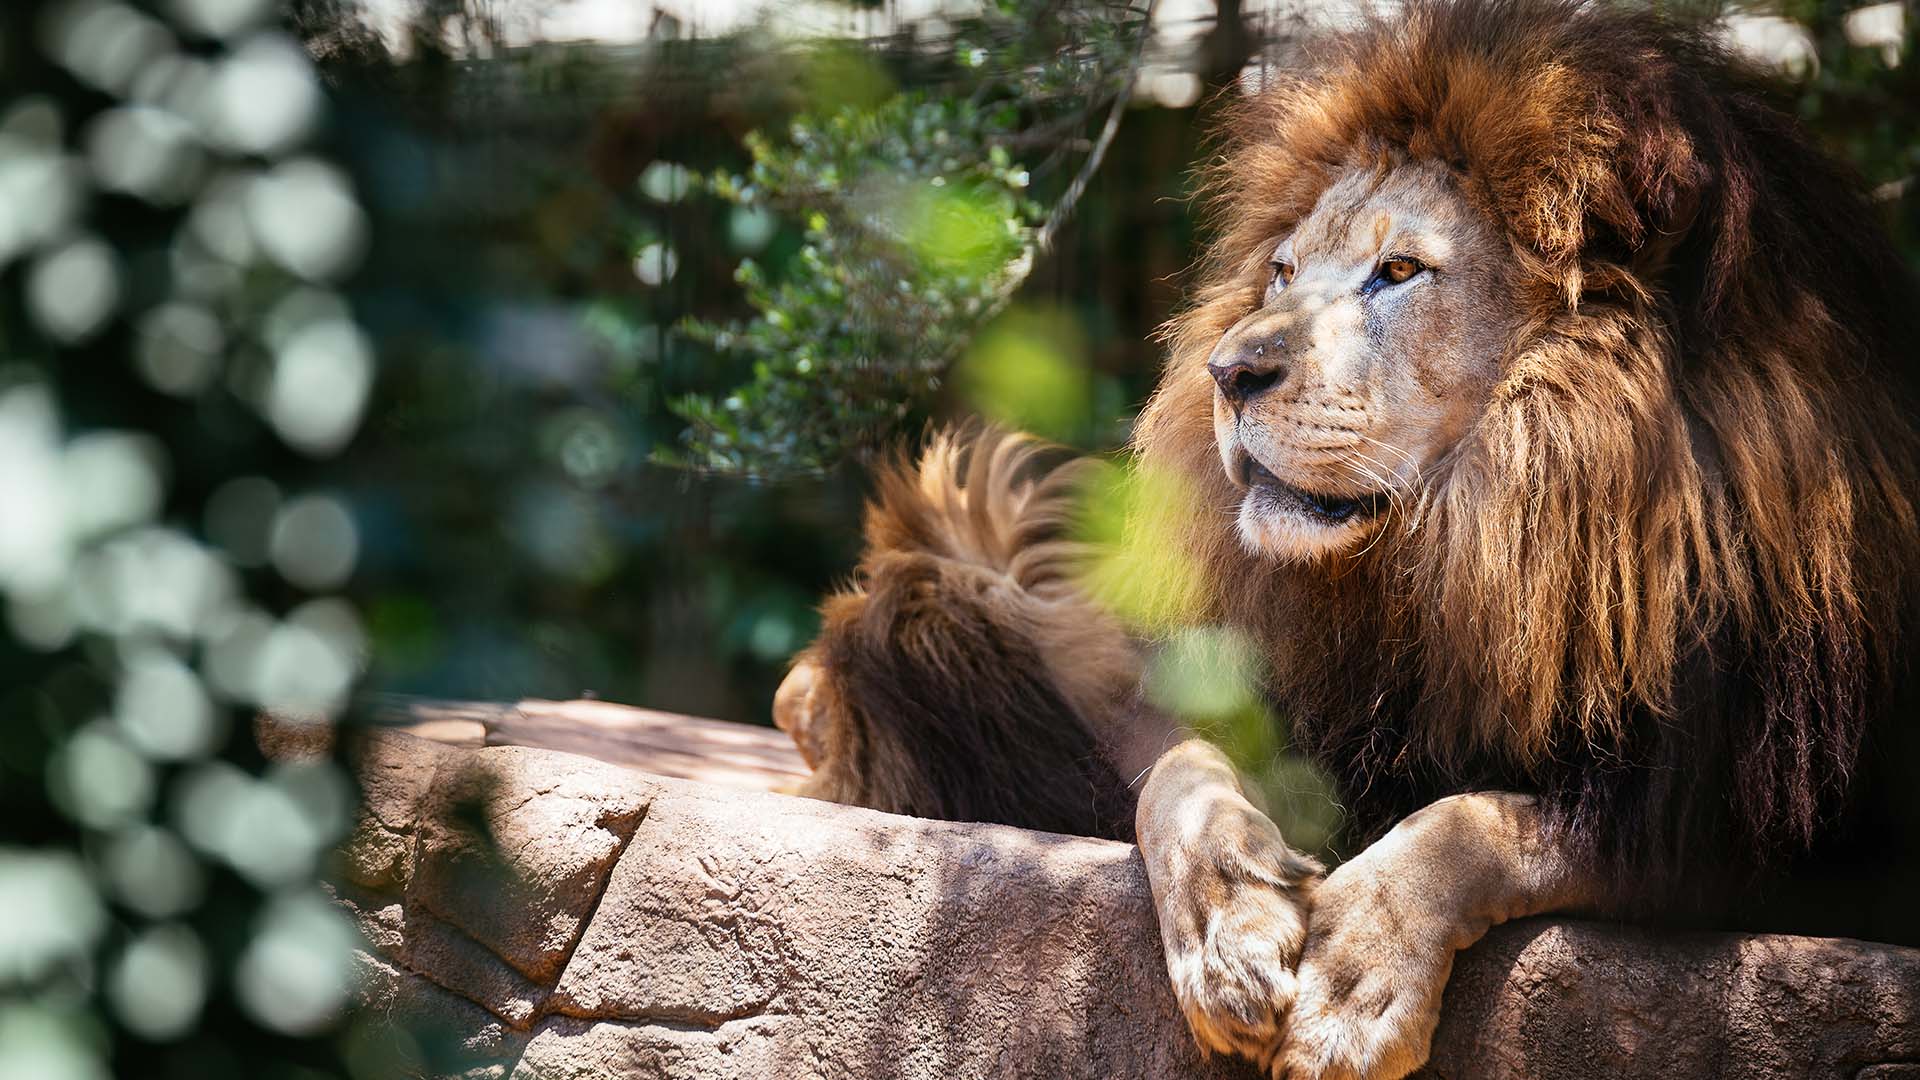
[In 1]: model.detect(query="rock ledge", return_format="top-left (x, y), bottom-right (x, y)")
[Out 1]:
top-left (341, 712), bottom-right (1920, 1080)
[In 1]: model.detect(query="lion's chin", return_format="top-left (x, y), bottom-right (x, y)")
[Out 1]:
top-left (1233, 460), bottom-right (1387, 562)
top-left (1236, 494), bottom-right (1382, 562)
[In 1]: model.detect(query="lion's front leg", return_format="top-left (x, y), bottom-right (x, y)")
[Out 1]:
top-left (1275, 792), bottom-right (1600, 1080)
top-left (1137, 739), bottom-right (1324, 1069)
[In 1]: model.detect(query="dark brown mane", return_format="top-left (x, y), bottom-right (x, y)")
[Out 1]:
top-left (1134, 0), bottom-right (1920, 884)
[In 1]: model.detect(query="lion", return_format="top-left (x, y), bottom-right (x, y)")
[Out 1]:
top-left (1129, 1), bottom-right (1920, 1074)
top-left (780, 2), bottom-right (1920, 1077)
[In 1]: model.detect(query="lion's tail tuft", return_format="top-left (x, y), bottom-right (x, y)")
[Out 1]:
top-left (782, 425), bottom-right (1148, 840)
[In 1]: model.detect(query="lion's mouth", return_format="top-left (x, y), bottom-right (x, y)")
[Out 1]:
top-left (1241, 456), bottom-right (1387, 525)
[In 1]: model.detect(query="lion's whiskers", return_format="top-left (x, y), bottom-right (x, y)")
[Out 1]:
top-left (1354, 433), bottom-right (1431, 531)
top-left (1337, 446), bottom-right (1408, 519)
top-left (1323, 450), bottom-right (1398, 563)
top-left (1356, 432), bottom-right (1419, 475)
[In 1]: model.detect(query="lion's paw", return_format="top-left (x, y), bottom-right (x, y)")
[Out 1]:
top-left (1271, 952), bottom-right (1448, 1080)
top-left (1153, 806), bottom-right (1320, 1065)
top-left (1269, 853), bottom-right (1452, 1080)
top-left (1166, 867), bottom-right (1313, 1065)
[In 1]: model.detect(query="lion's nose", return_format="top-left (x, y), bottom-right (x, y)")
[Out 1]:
top-left (1208, 343), bottom-right (1286, 407)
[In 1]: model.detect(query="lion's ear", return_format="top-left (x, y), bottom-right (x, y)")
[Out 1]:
top-left (1502, 86), bottom-right (1711, 272)
top-left (1631, 125), bottom-right (1706, 231)
top-left (1614, 96), bottom-right (1714, 276)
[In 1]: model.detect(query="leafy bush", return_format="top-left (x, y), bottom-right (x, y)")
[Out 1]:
top-left (662, 0), bottom-right (1153, 475)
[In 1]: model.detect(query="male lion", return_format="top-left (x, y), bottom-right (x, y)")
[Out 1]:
top-left (781, 1), bottom-right (1920, 1077)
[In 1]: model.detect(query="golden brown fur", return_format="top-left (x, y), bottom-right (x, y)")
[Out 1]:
top-left (775, 427), bottom-right (1145, 839)
top-left (1136, 0), bottom-right (1920, 901)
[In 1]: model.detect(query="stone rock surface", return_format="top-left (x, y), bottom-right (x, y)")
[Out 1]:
top-left (343, 715), bottom-right (1920, 1080)
top-left (379, 696), bottom-right (811, 792)
top-left (1429, 920), bottom-right (1920, 1079)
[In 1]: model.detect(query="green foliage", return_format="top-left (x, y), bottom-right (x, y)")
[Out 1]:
top-left (1141, 625), bottom-right (1345, 859)
top-left (956, 304), bottom-right (1091, 443)
top-left (660, 1), bottom-right (1151, 475)
top-left (675, 96), bottom-right (1040, 473)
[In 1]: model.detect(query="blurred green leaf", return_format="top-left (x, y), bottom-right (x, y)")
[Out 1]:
top-left (957, 305), bottom-right (1091, 442)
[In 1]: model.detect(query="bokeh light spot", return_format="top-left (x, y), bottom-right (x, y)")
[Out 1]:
top-left (632, 242), bottom-right (678, 286)
top-left (289, 597), bottom-right (367, 674)
top-left (245, 159), bottom-right (368, 281)
top-left (99, 824), bottom-right (205, 919)
top-left (266, 318), bottom-right (375, 457)
top-left (1074, 459), bottom-right (1212, 632)
top-left (0, 1004), bottom-right (108, 1080)
top-left (7, 585), bottom-right (80, 652)
top-left (172, 761), bottom-right (250, 858)
top-left (957, 306), bottom-right (1091, 442)
top-left (129, 53), bottom-right (215, 119)
top-left (0, 125), bottom-right (86, 267)
top-left (0, 850), bottom-right (105, 982)
top-left (201, 606), bottom-right (275, 702)
top-left (541, 408), bottom-right (624, 487)
top-left (42, 1), bottom-right (176, 97)
top-left (886, 178), bottom-right (1021, 280)
top-left (747, 611), bottom-right (801, 661)
top-left (639, 161), bottom-right (691, 203)
top-left (27, 236), bottom-right (121, 344)
top-left (61, 432), bottom-right (166, 540)
top-left (1, 97), bottom-right (65, 145)
top-left (114, 649), bottom-right (224, 761)
top-left (0, 385), bottom-right (74, 595)
top-left (1145, 626), bottom-right (1264, 723)
top-left (108, 924), bottom-right (208, 1041)
top-left (72, 527), bottom-right (239, 640)
top-left (168, 0), bottom-right (277, 40)
top-left (509, 483), bottom-right (616, 584)
top-left (49, 724), bottom-right (155, 829)
top-left (1149, 69), bottom-right (1203, 108)
top-left (253, 619), bottom-right (356, 717)
top-left (168, 759), bottom-right (358, 884)
top-left (185, 171), bottom-right (258, 265)
top-left (223, 775), bottom-right (326, 885)
top-left (208, 33), bottom-right (319, 154)
top-left (235, 890), bottom-right (357, 1036)
top-left (86, 105), bottom-right (204, 205)
top-left (268, 493), bottom-right (359, 590)
top-left (135, 302), bottom-right (226, 396)
top-left (727, 206), bottom-right (777, 252)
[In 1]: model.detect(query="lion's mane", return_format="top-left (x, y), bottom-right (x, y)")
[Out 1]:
top-left (1135, 0), bottom-right (1920, 893)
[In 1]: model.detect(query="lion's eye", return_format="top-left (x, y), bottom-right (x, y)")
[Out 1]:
top-left (1270, 260), bottom-right (1295, 288)
top-left (1378, 257), bottom-right (1423, 285)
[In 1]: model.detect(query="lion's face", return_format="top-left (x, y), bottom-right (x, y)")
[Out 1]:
top-left (1209, 162), bottom-right (1522, 561)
